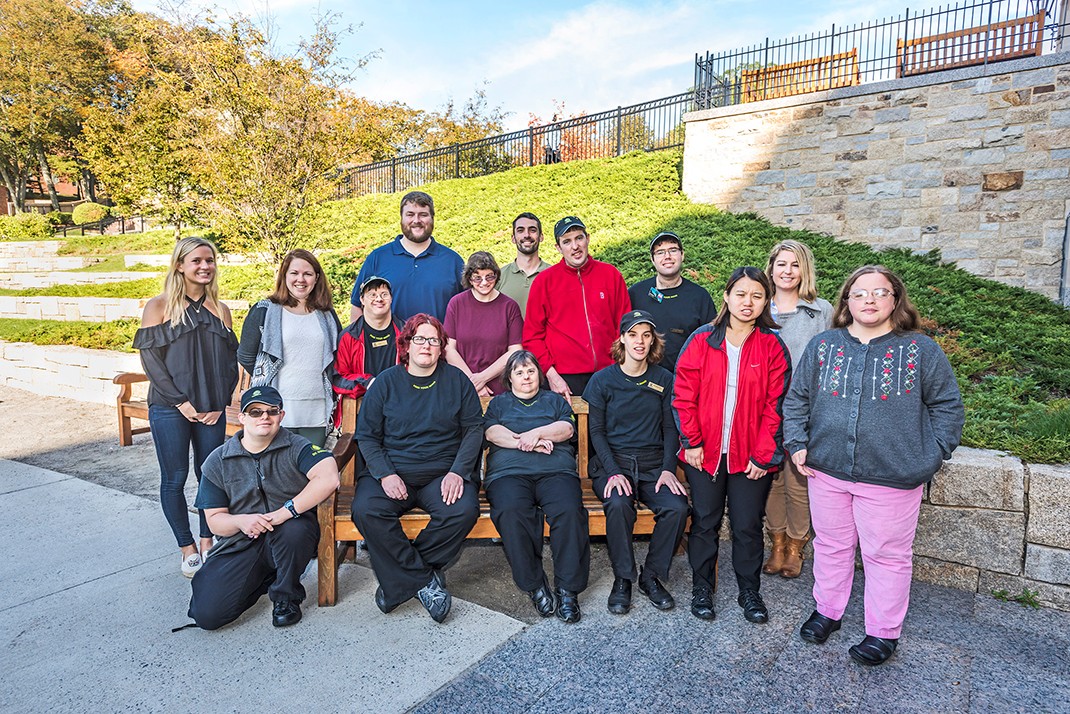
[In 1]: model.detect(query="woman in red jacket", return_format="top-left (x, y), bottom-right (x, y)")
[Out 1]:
top-left (673, 266), bottom-right (791, 624)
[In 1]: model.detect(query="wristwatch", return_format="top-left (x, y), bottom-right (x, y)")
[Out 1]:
top-left (284, 499), bottom-right (300, 519)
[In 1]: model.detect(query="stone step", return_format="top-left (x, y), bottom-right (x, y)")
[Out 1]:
top-left (0, 271), bottom-right (159, 290)
top-left (0, 241), bottom-right (62, 259)
top-left (0, 256), bottom-right (103, 272)
top-left (0, 296), bottom-right (249, 322)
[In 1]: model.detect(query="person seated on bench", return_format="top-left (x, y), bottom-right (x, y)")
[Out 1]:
top-left (484, 350), bottom-right (590, 623)
top-left (353, 314), bottom-right (483, 623)
top-left (188, 386), bottom-right (340, 629)
top-left (583, 310), bottom-right (688, 616)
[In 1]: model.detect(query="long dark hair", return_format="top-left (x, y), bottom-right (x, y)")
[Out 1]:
top-left (712, 266), bottom-right (780, 330)
top-left (269, 249), bottom-right (333, 311)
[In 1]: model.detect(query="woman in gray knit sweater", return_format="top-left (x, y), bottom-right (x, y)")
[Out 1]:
top-left (782, 265), bottom-right (964, 667)
top-left (763, 240), bottom-right (833, 580)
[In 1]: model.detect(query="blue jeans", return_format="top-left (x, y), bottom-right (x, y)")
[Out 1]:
top-left (149, 404), bottom-right (226, 548)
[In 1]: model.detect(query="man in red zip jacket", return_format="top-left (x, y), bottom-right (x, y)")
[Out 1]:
top-left (523, 216), bottom-right (631, 399)
top-left (333, 276), bottom-right (403, 400)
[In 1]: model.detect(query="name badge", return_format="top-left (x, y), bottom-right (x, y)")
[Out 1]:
top-left (648, 286), bottom-right (664, 303)
top-left (371, 339), bottom-right (389, 348)
top-left (647, 382), bottom-right (664, 393)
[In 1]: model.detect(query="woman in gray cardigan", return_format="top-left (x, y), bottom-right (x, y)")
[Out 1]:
top-left (782, 265), bottom-right (963, 667)
top-left (238, 249), bottom-right (341, 447)
top-left (763, 240), bottom-right (833, 579)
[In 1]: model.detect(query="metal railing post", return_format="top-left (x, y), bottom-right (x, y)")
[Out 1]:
top-left (615, 106), bottom-right (623, 156)
top-left (391, 158), bottom-right (397, 193)
top-left (455, 146), bottom-right (461, 178)
top-left (528, 127), bottom-right (534, 166)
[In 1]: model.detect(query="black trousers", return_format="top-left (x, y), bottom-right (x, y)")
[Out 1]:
top-left (188, 516), bottom-right (320, 630)
top-left (684, 455), bottom-right (772, 593)
top-left (352, 474), bottom-right (479, 609)
top-left (593, 473), bottom-right (689, 581)
top-left (561, 372), bottom-right (592, 396)
top-left (486, 472), bottom-right (590, 593)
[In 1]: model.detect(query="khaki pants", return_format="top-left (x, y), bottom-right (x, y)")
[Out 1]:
top-left (765, 458), bottom-right (811, 540)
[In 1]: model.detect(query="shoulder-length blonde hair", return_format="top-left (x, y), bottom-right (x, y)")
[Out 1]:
top-left (269, 249), bottom-right (333, 312)
top-left (832, 265), bottom-right (921, 332)
top-left (765, 239), bottom-right (819, 302)
top-left (163, 237), bottom-right (222, 327)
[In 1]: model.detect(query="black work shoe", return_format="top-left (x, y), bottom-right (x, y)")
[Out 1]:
top-left (555, 588), bottom-right (581, 624)
top-left (375, 585), bottom-right (402, 614)
top-left (849, 636), bottom-right (898, 666)
top-left (528, 581), bottom-right (556, 618)
top-left (737, 589), bottom-right (769, 624)
top-left (271, 599), bottom-right (302, 627)
top-left (417, 575), bottom-right (452, 623)
top-left (691, 586), bottom-right (716, 620)
top-left (607, 577), bottom-right (632, 615)
top-left (799, 610), bottom-right (841, 644)
top-left (638, 569), bottom-right (675, 610)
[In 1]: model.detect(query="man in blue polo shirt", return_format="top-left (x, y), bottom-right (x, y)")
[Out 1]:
top-left (349, 191), bottom-right (464, 324)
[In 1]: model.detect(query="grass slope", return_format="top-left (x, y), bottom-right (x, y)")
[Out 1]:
top-left (4, 150), bottom-right (1068, 460)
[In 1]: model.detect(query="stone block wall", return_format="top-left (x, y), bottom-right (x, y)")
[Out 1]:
top-left (683, 53), bottom-right (1070, 300)
top-left (0, 296), bottom-right (248, 322)
top-left (0, 341), bottom-right (142, 405)
top-left (913, 447), bottom-right (1070, 610)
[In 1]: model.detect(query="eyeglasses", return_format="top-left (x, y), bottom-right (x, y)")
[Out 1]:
top-left (470, 275), bottom-right (497, 284)
top-left (653, 248), bottom-right (681, 258)
top-left (245, 407), bottom-right (281, 418)
top-left (410, 335), bottom-right (442, 346)
top-left (848, 288), bottom-right (894, 301)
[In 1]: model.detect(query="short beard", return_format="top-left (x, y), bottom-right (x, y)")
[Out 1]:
top-left (402, 224), bottom-right (433, 243)
top-left (516, 241), bottom-right (540, 256)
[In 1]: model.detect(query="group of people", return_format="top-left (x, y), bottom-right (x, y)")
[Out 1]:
top-left (137, 190), bottom-right (964, 667)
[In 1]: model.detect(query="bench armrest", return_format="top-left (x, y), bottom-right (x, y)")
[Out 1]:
top-left (113, 372), bottom-right (148, 385)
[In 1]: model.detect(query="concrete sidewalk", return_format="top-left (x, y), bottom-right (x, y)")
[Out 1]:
top-left (2, 457), bottom-right (1067, 713)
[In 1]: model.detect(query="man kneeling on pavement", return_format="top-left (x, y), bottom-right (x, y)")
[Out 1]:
top-left (188, 386), bottom-right (340, 629)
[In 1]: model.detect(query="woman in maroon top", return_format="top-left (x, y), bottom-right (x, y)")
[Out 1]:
top-left (444, 251), bottom-right (523, 396)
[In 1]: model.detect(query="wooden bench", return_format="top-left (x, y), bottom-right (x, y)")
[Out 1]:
top-left (896, 12), bottom-right (1044, 77)
top-left (113, 368), bottom-right (251, 446)
top-left (741, 48), bottom-right (860, 103)
top-left (317, 394), bottom-right (683, 606)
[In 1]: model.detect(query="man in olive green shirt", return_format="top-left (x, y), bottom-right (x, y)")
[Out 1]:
top-left (496, 212), bottom-right (550, 317)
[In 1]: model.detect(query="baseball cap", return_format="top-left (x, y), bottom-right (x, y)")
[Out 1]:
top-left (240, 385), bottom-right (284, 412)
top-left (620, 309), bottom-right (657, 334)
top-left (554, 216), bottom-right (587, 240)
top-left (649, 232), bottom-right (683, 255)
top-left (360, 275), bottom-right (392, 295)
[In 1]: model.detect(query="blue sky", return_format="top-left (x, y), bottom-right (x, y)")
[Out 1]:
top-left (133, 1), bottom-right (915, 130)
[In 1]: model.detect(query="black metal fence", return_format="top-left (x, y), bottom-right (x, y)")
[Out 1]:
top-left (334, 92), bottom-right (695, 199)
top-left (695, 0), bottom-right (1068, 109)
top-left (57, 215), bottom-right (146, 237)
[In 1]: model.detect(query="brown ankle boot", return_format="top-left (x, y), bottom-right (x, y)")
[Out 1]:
top-left (762, 531), bottom-right (787, 575)
top-left (780, 536), bottom-right (809, 579)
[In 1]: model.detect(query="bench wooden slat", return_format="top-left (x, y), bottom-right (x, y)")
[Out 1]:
top-left (896, 12), bottom-right (1044, 78)
top-left (741, 48), bottom-right (859, 103)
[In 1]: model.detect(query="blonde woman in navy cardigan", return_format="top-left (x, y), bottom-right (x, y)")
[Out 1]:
top-left (783, 265), bottom-right (963, 666)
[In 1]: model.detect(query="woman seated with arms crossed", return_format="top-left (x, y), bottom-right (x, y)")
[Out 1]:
top-left (444, 251), bottom-right (523, 396)
top-left (783, 265), bottom-right (963, 666)
top-left (674, 267), bottom-right (791, 624)
top-left (238, 249), bottom-right (341, 447)
top-left (582, 310), bottom-right (688, 615)
top-left (484, 350), bottom-right (590, 623)
top-left (353, 314), bottom-right (483, 624)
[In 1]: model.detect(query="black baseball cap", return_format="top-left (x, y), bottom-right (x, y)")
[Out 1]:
top-left (240, 385), bottom-right (284, 412)
top-left (554, 216), bottom-right (587, 240)
top-left (359, 275), bottom-right (392, 295)
top-left (649, 231), bottom-right (683, 255)
top-left (620, 309), bottom-right (657, 334)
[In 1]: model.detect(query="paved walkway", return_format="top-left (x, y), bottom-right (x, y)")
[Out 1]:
top-left (1, 457), bottom-right (1067, 713)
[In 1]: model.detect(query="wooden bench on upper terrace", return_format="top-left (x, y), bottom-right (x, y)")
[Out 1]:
top-left (113, 368), bottom-right (251, 446)
top-left (740, 48), bottom-right (860, 103)
top-left (896, 12), bottom-right (1044, 77)
top-left (317, 393), bottom-right (690, 606)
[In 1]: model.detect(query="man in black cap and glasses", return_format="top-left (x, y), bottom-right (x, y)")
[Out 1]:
top-left (187, 386), bottom-right (340, 630)
top-left (627, 232), bottom-right (716, 371)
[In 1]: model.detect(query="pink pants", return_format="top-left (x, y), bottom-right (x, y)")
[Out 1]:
top-left (809, 469), bottom-right (923, 639)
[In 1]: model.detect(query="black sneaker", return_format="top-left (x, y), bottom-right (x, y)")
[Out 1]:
top-left (555, 588), bottom-right (581, 623)
top-left (271, 599), bottom-right (302, 627)
top-left (737, 589), bottom-right (769, 624)
top-left (638, 568), bottom-right (675, 610)
top-left (375, 585), bottom-right (402, 614)
top-left (528, 580), bottom-right (557, 618)
top-left (607, 577), bottom-right (632, 615)
top-left (417, 575), bottom-right (452, 623)
top-left (691, 586), bottom-right (716, 620)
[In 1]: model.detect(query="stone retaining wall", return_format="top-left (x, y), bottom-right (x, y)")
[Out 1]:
top-left (0, 271), bottom-right (154, 290)
top-left (0, 296), bottom-right (249, 322)
top-left (0, 341), bottom-right (142, 405)
top-left (0, 241), bottom-right (61, 259)
top-left (683, 52), bottom-right (1070, 300)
